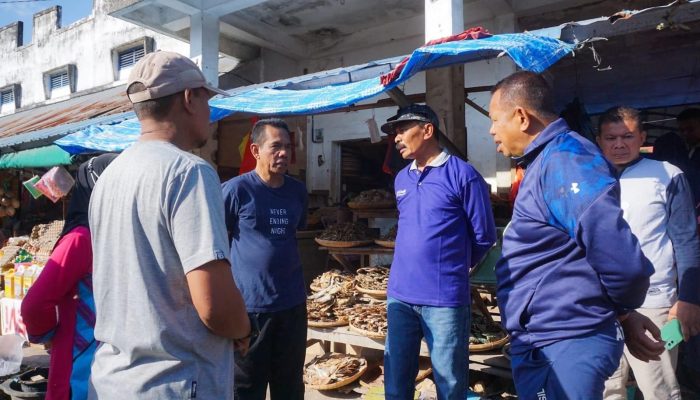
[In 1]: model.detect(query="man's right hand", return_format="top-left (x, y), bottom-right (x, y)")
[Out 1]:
top-left (621, 310), bottom-right (665, 362)
top-left (234, 337), bottom-right (251, 357)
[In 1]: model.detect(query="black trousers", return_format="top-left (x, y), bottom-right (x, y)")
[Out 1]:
top-left (234, 302), bottom-right (307, 400)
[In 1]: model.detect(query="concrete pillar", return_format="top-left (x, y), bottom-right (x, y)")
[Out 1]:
top-left (190, 12), bottom-right (220, 87)
top-left (424, 0), bottom-right (466, 156)
top-left (190, 12), bottom-right (221, 168)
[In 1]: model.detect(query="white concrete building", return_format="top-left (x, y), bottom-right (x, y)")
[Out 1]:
top-left (0, 2), bottom-right (192, 113)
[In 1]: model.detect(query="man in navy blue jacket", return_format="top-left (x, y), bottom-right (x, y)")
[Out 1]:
top-left (382, 104), bottom-right (496, 399)
top-left (488, 71), bottom-right (660, 399)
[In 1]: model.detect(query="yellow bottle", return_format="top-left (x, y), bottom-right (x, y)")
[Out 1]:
top-left (22, 265), bottom-right (37, 298)
top-left (3, 270), bottom-right (14, 299)
top-left (13, 265), bottom-right (24, 300)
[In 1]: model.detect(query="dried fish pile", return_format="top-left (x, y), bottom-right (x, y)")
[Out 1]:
top-left (349, 189), bottom-right (395, 204)
top-left (304, 353), bottom-right (367, 387)
top-left (469, 313), bottom-right (507, 345)
top-left (317, 222), bottom-right (374, 241)
top-left (354, 267), bottom-right (389, 291)
top-left (311, 269), bottom-right (354, 292)
top-left (307, 277), bottom-right (356, 325)
top-left (381, 225), bottom-right (397, 241)
top-left (348, 303), bottom-right (387, 337)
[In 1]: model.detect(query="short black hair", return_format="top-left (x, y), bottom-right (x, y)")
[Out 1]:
top-left (597, 106), bottom-right (642, 134)
top-left (127, 82), bottom-right (180, 120)
top-left (492, 71), bottom-right (556, 117)
top-left (678, 108), bottom-right (700, 122)
top-left (251, 118), bottom-right (291, 144)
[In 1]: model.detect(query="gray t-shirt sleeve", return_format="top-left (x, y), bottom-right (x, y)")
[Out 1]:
top-left (167, 163), bottom-right (231, 273)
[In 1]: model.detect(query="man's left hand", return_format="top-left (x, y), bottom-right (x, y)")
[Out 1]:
top-left (621, 310), bottom-right (665, 362)
top-left (669, 300), bottom-right (700, 341)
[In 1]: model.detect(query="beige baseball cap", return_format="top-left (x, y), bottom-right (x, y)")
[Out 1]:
top-left (126, 51), bottom-right (229, 103)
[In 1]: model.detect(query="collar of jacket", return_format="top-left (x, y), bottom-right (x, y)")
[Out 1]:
top-left (512, 118), bottom-right (571, 168)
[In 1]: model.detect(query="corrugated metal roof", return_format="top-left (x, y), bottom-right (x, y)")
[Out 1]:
top-left (0, 85), bottom-right (134, 153)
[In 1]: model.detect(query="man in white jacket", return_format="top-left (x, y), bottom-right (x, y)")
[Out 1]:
top-left (598, 106), bottom-right (700, 399)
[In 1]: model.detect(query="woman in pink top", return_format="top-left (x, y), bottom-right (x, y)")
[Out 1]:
top-left (22, 154), bottom-right (117, 400)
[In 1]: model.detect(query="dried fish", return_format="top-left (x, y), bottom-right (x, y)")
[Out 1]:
top-left (381, 225), bottom-right (397, 241)
top-left (348, 304), bottom-right (387, 336)
top-left (469, 313), bottom-right (507, 344)
top-left (349, 189), bottom-right (395, 204)
top-left (310, 269), bottom-right (354, 292)
top-left (317, 222), bottom-right (374, 241)
top-left (304, 353), bottom-right (367, 386)
top-left (354, 266), bottom-right (389, 291)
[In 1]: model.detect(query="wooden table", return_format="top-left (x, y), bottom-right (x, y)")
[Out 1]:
top-left (307, 326), bottom-right (512, 378)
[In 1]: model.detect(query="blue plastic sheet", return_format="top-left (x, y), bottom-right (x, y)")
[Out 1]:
top-left (56, 33), bottom-right (574, 155)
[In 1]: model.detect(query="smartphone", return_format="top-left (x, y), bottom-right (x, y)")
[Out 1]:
top-left (661, 319), bottom-right (684, 351)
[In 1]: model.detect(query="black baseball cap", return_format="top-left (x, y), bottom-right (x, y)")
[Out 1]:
top-left (381, 104), bottom-right (442, 135)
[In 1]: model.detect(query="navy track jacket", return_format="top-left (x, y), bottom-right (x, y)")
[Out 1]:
top-left (497, 119), bottom-right (654, 349)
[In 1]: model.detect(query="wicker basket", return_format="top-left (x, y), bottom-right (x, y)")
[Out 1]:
top-left (305, 354), bottom-right (368, 390)
top-left (348, 323), bottom-right (387, 340)
top-left (347, 201), bottom-right (395, 209)
top-left (373, 239), bottom-right (395, 248)
top-left (469, 334), bottom-right (510, 352)
top-left (355, 286), bottom-right (387, 299)
top-left (307, 318), bottom-right (349, 328)
top-left (314, 238), bottom-right (373, 248)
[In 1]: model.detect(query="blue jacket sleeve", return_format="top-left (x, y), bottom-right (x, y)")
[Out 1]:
top-left (666, 173), bottom-right (700, 305)
top-left (463, 175), bottom-right (497, 266)
top-left (576, 184), bottom-right (654, 311)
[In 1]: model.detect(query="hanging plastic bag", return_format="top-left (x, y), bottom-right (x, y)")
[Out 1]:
top-left (22, 176), bottom-right (43, 200)
top-left (0, 334), bottom-right (25, 376)
top-left (33, 166), bottom-right (75, 203)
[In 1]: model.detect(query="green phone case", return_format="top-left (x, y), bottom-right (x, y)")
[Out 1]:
top-left (661, 319), bottom-right (683, 351)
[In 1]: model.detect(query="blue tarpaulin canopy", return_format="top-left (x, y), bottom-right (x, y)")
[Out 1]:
top-left (55, 33), bottom-right (575, 155)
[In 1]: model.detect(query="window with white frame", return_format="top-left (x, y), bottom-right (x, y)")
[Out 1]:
top-left (0, 87), bottom-right (17, 114)
top-left (44, 66), bottom-right (74, 100)
top-left (0, 90), bottom-right (13, 105)
top-left (118, 45), bottom-right (145, 71)
top-left (50, 72), bottom-right (69, 90)
top-left (112, 38), bottom-right (153, 82)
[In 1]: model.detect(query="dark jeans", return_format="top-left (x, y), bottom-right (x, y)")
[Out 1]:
top-left (234, 302), bottom-right (307, 400)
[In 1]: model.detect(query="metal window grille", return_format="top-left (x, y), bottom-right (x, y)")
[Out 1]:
top-left (50, 72), bottom-right (69, 90)
top-left (118, 46), bottom-right (145, 70)
top-left (0, 90), bottom-right (13, 105)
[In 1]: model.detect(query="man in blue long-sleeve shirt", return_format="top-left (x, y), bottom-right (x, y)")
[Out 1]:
top-left (381, 104), bottom-right (496, 400)
top-left (489, 72), bottom-right (660, 399)
top-left (597, 106), bottom-right (700, 399)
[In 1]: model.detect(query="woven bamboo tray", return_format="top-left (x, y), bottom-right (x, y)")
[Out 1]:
top-left (355, 286), bottom-right (387, 299)
top-left (305, 354), bottom-right (368, 390)
top-left (373, 239), bottom-right (395, 248)
top-left (347, 201), bottom-right (395, 209)
top-left (314, 238), bottom-right (373, 248)
top-left (469, 334), bottom-right (510, 352)
top-left (307, 318), bottom-right (349, 328)
top-left (348, 323), bottom-right (387, 340)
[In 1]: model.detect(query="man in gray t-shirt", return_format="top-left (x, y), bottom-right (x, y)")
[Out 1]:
top-left (88, 51), bottom-right (250, 399)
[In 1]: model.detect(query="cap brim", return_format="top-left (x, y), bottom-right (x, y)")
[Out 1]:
top-left (203, 84), bottom-right (230, 98)
top-left (380, 116), bottom-right (434, 134)
top-left (380, 120), bottom-right (400, 134)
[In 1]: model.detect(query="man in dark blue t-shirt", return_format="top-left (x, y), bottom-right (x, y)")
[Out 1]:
top-left (222, 118), bottom-right (308, 400)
